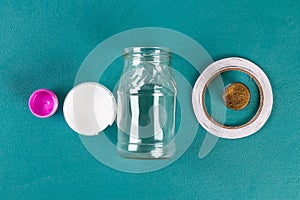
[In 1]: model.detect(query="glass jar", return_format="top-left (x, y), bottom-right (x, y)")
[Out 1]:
top-left (117, 47), bottom-right (177, 159)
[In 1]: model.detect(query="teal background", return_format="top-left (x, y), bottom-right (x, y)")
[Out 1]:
top-left (0, 0), bottom-right (299, 199)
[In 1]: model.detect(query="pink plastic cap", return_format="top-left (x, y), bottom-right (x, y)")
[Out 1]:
top-left (28, 89), bottom-right (58, 118)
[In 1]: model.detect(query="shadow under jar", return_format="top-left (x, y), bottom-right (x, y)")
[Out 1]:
top-left (117, 47), bottom-right (177, 159)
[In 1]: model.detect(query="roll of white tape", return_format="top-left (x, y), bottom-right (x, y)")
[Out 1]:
top-left (192, 57), bottom-right (273, 139)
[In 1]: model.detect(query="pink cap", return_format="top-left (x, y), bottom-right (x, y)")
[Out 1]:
top-left (28, 89), bottom-right (58, 118)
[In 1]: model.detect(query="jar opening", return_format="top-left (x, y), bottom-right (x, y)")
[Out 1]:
top-left (123, 47), bottom-right (171, 58)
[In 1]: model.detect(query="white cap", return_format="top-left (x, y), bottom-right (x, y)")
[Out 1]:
top-left (63, 82), bottom-right (116, 136)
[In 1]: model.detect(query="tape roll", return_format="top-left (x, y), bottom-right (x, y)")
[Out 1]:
top-left (192, 57), bottom-right (273, 139)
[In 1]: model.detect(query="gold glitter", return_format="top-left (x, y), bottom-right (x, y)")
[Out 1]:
top-left (223, 82), bottom-right (250, 110)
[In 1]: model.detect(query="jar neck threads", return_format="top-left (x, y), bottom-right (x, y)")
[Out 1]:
top-left (123, 47), bottom-right (171, 65)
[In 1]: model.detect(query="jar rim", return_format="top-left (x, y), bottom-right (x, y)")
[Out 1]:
top-left (123, 47), bottom-right (171, 55)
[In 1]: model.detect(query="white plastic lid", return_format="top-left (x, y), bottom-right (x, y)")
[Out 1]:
top-left (63, 82), bottom-right (116, 136)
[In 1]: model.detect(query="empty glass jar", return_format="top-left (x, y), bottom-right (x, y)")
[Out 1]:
top-left (117, 47), bottom-right (177, 159)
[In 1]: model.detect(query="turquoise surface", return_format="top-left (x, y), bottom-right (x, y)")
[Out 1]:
top-left (1, 1), bottom-right (299, 199)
